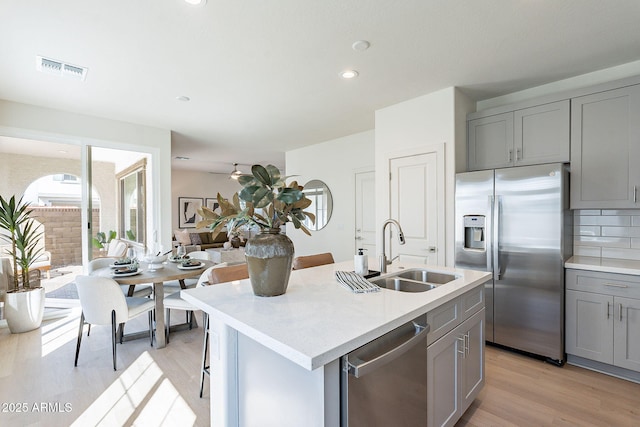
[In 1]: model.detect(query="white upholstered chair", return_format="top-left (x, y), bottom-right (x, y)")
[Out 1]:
top-left (74, 275), bottom-right (155, 370)
top-left (87, 257), bottom-right (152, 298)
top-left (106, 239), bottom-right (128, 258)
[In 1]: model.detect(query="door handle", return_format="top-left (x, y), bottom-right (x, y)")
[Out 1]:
top-left (607, 301), bottom-right (610, 319)
top-left (619, 303), bottom-right (623, 322)
top-left (515, 148), bottom-right (521, 162)
top-left (457, 335), bottom-right (466, 358)
top-left (427, 246), bottom-right (436, 253)
top-left (634, 186), bottom-right (637, 204)
top-left (493, 195), bottom-right (501, 280)
top-left (487, 195), bottom-right (493, 273)
top-left (508, 149), bottom-right (513, 162)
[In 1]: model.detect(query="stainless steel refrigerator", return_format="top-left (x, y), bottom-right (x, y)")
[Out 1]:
top-left (454, 163), bottom-right (572, 364)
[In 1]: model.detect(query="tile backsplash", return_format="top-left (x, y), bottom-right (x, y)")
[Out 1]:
top-left (574, 210), bottom-right (640, 260)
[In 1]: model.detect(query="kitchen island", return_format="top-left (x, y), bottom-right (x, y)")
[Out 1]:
top-left (182, 261), bottom-right (491, 427)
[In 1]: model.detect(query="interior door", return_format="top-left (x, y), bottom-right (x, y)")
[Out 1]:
top-left (355, 170), bottom-right (376, 255)
top-left (390, 152), bottom-right (440, 265)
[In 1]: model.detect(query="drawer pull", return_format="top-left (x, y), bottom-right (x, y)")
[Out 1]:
top-left (604, 283), bottom-right (628, 288)
top-left (607, 301), bottom-right (611, 319)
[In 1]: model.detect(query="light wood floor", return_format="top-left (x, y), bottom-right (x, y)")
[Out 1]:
top-left (458, 345), bottom-right (640, 427)
top-left (1, 309), bottom-right (639, 427)
top-left (0, 308), bottom-right (210, 427)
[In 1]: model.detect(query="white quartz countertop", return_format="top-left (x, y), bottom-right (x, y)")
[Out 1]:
top-left (181, 261), bottom-right (491, 371)
top-left (565, 256), bottom-right (640, 276)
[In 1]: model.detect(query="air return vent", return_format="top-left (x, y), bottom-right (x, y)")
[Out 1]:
top-left (36, 56), bottom-right (88, 81)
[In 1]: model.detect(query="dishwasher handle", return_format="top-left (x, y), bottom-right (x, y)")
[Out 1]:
top-left (347, 323), bottom-right (430, 378)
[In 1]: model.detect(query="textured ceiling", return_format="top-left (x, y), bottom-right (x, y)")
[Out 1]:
top-left (2, 0), bottom-right (640, 172)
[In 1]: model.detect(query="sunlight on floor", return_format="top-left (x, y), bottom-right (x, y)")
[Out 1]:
top-left (41, 307), bottom-right (82, 357)
top-left (70, 351), bottom-right (196, 426)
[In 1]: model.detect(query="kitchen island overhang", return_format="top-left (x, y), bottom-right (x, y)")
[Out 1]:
top-left (182, 261), bottom-right (491, 426)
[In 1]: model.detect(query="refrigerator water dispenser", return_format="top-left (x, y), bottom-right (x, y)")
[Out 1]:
top-left (463, 215), bottom-right (485, 250)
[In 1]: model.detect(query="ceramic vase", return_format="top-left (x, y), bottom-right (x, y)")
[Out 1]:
top-left (4, 286), bottom-right (45, 333)
top-left (244, 228), bottom-right (294, 297)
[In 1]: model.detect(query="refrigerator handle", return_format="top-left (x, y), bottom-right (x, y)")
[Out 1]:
top-left (487, 195), bottom-right (493, 273)
top-left (493, 195), bottom-right (501, 280)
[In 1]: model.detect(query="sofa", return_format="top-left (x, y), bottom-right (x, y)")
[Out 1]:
top-left (173, 228), bottom-right (231, 253)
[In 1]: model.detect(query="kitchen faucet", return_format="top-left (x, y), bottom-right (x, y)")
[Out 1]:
top-left (379, 219), bottom-right (406, 273)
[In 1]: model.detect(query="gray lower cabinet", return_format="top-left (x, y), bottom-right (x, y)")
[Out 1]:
top-left (570, 84), bottom-right (640, 208)
top-left (566, 269), bottom-right (640, 373)
top-left (427, 308), bottom-right (484, 427)
top-left (468, 100), bottom-right (569, 171)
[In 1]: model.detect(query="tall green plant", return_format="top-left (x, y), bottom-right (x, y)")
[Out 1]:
top-left (0, 195), bottom-right (43, 290)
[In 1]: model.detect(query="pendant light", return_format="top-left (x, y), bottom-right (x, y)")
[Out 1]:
top-left (229, 163), bottom-right (243, 180)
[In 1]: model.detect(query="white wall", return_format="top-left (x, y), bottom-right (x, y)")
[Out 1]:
top-left (171, 170), bottom-right (242, 232)
top-left (375, 87), bottom-right (474, 266)
top-left (0, 99), bottom-right (172, 252)
top-left (285, 130), bottom-right (375, 262)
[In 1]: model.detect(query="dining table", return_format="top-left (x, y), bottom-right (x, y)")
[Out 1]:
top-left (92, 259), bottom-right (215, 348)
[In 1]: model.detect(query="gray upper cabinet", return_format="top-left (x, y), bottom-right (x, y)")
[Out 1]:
top-left (468, 112), bottom-right (514, 170)
top-left (468, 100), bottom-right (569, 171)
top-left (570, 85), bottom-right (640, 209)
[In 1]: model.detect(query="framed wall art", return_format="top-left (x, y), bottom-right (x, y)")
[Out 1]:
top-left (205, 198), bottom-right (220, 212)
top-left (178, 197), bottom-right (203, 228)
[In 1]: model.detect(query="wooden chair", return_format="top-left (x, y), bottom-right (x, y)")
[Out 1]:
top-left (74, 275), bottom-right (155, 370)
top-left (292, 252), bottom-right (335, 270)
top-left (200, 263), bottom-right (249, 398)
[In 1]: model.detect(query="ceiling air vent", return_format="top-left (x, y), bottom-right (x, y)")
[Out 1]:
top-left (36, 56), bottom-right (88, 81)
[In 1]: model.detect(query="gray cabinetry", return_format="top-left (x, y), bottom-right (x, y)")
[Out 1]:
top-left (427, 286), bottom-right (485, 427)
top-left (566, 269), bottom-right (640, 373)
top-left (468, 101), bottom-right (569, 171)
top-left (570, 85), bottom-right (640, 208)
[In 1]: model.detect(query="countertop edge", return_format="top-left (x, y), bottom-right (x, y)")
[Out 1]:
top-left (565, 256), bottom-right (640, 276)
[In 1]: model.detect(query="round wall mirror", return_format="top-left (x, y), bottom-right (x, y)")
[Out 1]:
top-left (303, 179), bottom-right (333, 231)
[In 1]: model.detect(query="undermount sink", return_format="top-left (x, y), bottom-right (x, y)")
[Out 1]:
top-left (369, 268), bottom-right (459, 293)
top-left (395, 270), bottom-right (457, 285)
top-left (369, 277), bottom-right (437, 293)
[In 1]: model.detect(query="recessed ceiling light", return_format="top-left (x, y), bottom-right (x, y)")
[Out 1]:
top-left (176, 95), bottom-right (190, 102)
top-left (184, 0), bottom-right (207, 6)
top-left (352, 40), bottom-right (370, 51)
top-left (340, 70), bottom-right (359, 79)
top-left (175, 156), bottom-right (190, 160)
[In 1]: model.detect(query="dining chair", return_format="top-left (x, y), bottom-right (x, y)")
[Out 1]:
top-left (200, 263), bottom-right (249, 398)
top-left (87, 257), bottom-right (152, 298)
top-left (106, 239), bottom-right (128, 258)
top-left (292, 252), bottom-right (335, 270)
top-left (74, 275), bottom-right (155, 371)
top-left (163, 263), bottom-right (228, 344)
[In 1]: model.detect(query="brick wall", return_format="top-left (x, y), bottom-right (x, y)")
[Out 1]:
top-left (29, 207), bottom-right (100, 268)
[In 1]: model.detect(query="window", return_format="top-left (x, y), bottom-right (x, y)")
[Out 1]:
top-left (117, 159), bottom-right (146, 246)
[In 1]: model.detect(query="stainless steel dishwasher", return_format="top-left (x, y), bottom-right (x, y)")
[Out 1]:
top-left (341, 314), bottom-right (429, 426)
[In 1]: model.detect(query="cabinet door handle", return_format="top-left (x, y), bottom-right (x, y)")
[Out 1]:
top-left (607, 301), bottom-right (611, 319)
top-left (508, 149), bottom-right (513, 162)
top-left (457, 336), bottom-right (466, 358)
top-left (515, 148), bottom-right (521, 161)
top-left (465, 332), bottom-right (470, 356)
top-left (634, 186), bottom-right (637, 203)
top-left (620, 303), bottom-right (623, 322)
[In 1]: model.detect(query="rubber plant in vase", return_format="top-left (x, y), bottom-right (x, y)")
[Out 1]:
top-left (197, 164), bottom-right (315, 296)
top-left (0, 195), bottom-right (45, 333)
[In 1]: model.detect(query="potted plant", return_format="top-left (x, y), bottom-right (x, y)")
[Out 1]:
top-left (0, 195), bottom-right (46, 333)
top-left (198, 164), bottom-right (315, 296)
top-left (92, 230), bottom-right (117, 251)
